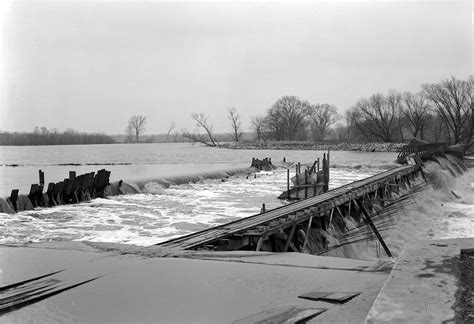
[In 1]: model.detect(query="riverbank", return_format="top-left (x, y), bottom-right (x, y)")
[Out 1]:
top-left (222, 141), bottom-right (404, 152)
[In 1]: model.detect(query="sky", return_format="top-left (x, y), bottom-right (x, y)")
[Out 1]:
top-left (0, 0), bottom-right (472, 134)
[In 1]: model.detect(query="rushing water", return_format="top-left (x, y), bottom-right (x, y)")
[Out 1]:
top-left (0, 143), bottom-right (472, 255)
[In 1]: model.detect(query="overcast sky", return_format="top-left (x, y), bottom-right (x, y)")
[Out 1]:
top-left (1, 0), bottom-right (472, 134)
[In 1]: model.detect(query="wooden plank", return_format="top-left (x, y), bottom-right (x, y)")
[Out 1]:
top-left (298, 291), bottom-right (360, 303)
top-left (233, 306), bottom-right (327, 324)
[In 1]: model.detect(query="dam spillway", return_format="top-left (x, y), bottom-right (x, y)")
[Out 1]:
top-left (157, 164), bottom-right (424, 255)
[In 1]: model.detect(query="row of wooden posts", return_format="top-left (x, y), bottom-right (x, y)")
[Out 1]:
top-left (279, 151), bottom-right (330, 200)
top-left (7, 169), bottom-right (111, 212)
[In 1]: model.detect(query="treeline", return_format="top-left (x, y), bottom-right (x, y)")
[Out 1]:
top-left (0, 128), bottom-right (116, 146)
top-left (248, 76), bottom-right (472, 145)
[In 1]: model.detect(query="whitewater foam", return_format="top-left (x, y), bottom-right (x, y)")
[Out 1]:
top-left (1, 157), bottom-right (472, 253)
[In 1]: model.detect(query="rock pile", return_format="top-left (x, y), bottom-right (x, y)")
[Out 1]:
top-left (222, 142), bottom-right (403, 152)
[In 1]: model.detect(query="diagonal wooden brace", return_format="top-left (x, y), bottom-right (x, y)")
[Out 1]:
top-left (354, 199), bottom-right (392, 257)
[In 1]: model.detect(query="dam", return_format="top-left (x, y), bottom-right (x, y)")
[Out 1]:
top-left (157, 164), bottom-right (423, 256)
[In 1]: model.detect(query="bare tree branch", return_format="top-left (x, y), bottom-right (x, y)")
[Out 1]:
top-left (422, 76), bottom-right (471, 144)
top-left (182, 113), bottom-right (220, 147)
top-left (308, 103), bottom-right (339, 141)
top-left (127, 115), bottom-right (146, 143)
top-left (228, 107), bottom-right (242, 142)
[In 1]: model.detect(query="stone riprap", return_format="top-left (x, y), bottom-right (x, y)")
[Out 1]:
top-left (222, 142), bottom-right (404, 152)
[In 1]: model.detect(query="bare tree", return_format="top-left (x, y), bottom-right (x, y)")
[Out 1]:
top-left (182, 113), bottom-right (219, 147)
top-left (422, 76), bottom-right (471, 144)
top-left (402, 92), bottom-right (430, 140)
top-left (386, 90), bottom-right (404, 142)
top-left (228, 107), bottom-right (242, 142)
top-left (167, 121), bottom-right (176, 137)
top-left (352, 93), bottom-right (397, 142)
top-left (127, 115), bottom-right (147, 143)
top-left (250, 115), bottom-right (266, 142)
top-left (308, 103), bottom-right (339, 141)
top-left (468, 75), bottom-right (473, 148)
top-left (270, 96), bottom-right (311, 140)
top-left (125, 125), bottom-right (134, 143)
top-left (165, 121), bottom-right (176, 142)
top-left (265, 106), bottom-right (286, 141)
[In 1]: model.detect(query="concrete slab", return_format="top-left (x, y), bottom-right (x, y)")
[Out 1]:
top-left (365, 237), bottom-right (474, 323)
top-left (1, 242), bottom-right (389, 323)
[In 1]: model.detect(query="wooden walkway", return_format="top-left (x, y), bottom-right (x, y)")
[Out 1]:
top-left (158, 164), bottom-right (420, 251)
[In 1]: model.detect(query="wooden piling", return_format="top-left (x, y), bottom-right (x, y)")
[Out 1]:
top-left (295, 166), bottom-right (299, 200)
top-left (304, 170), bottom-right (308, 199)
top-left (39, 170), bottom-right (45, 186)
top-left (10, 190), bottom-right (19, 212)
top-left (287, 169), bottom-right (290, 196)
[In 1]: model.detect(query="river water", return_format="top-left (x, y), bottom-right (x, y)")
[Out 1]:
top-left (0, 143), bottom-right (472, 256)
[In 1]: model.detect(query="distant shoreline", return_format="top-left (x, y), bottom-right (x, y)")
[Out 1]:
top-left (220, 141), bottom-right (404, 152)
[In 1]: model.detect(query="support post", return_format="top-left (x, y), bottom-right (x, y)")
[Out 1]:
top-left (261, 203), bottom-right (266, 213)
top-left (327, 150), bottom-right (330, 190)
top-left (354, 199), bottom-right (392, 257)
top-left (309, 160), bottom-right (317, 174)
top-left (287, 168), bottom-right (290, 197)
top-left (302, 216), bottom-right (313, 252)
top-left (256, 236), bottom-right (264, 251)
top-left (39, 170), bottom-right (45, 186)
top-left (295, 166), bottom-right (299, 200)
top-left (10, 189), bottom-right (19, 212)
top-left (304, 169), bottom-right (308, 199)
top-left (283, 223), bottom-right (297, 252)
top-left (322, 154), bottom-right (327, 192)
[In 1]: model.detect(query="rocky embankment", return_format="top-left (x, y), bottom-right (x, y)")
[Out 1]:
top-left (222, 141), bottom-right (404, 152)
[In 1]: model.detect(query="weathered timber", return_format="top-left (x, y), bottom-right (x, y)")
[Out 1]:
top-left (9, 190), bottom-right (19, 212)
top-left (38, 170), bottom-right (45, 186)
top-left (251, 157), bottom-right (273, 171)
top-left (28, 184), bottom-right (43, 207)
top-left (45, 183), bottom-right (56, 206)
top-left (280, 151), bottom-right (330, 200)
top-left (157, 164), bottom-right (421, 251)
top-left (4, 169), bottom-right (111, 213)
top-left (396, 141), bottom-right (465, 164)
top-left (354, 199), bottom-right (392, 257)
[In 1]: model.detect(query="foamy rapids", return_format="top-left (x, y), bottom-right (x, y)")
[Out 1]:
top-left (0, 157), bottom-right (472, 260)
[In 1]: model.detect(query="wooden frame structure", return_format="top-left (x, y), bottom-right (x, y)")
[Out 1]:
top-left (158, 164), bottom-right (424, 256)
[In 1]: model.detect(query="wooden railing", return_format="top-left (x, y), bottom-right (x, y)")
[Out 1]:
top-left (396, 143), bottom-right (448, 163)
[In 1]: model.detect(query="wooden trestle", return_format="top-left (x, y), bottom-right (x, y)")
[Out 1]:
top-left (157, 164), bottom-right (423, 254)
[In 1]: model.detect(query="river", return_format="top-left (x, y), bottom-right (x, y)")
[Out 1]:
top-left (0, 143), bottom-right (472, 256)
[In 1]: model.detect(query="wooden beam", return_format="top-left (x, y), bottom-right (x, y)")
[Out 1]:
top-left (256, 236), bottom-right (264, 251)
top-left (302, 216), bottom-right (313, 252)
top-left (283, 223), bottom-right (297, 252)
top-left (354, 199), bottom-right (392, 257)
